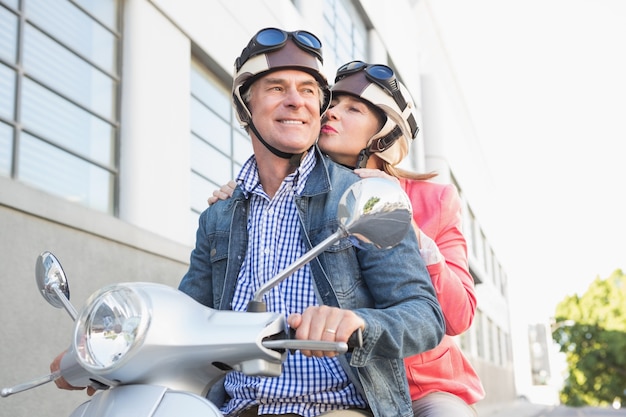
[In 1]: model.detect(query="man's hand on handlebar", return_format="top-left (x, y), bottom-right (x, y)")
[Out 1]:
top-left (287, 305), bottom-right (365, 358)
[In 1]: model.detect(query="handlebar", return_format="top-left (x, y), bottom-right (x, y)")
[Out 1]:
top-left (1, 371), bottom-right (60, 398)
top-left (262, 339), bottom-right (349, 353)
top-left (266, 328), bottom-right (362, 354)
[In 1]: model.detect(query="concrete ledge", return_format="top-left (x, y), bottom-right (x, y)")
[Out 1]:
top-left (0, 176), bottom-right (191, 263)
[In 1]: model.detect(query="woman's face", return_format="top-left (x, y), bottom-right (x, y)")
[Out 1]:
top-left (319, 94), bottom-right (384, 167)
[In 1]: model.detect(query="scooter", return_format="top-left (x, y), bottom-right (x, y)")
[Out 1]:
top-left (1, 177), bottom-right (412, 416)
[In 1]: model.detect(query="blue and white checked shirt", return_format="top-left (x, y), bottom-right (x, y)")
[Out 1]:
top-left (221, 151), bottom-right (367, 416)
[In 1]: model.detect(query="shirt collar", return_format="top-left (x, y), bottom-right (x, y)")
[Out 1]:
top-left (237, 147), bottom-right (316, 198)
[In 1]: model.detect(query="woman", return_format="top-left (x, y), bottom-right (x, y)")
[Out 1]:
top-left (209, 60), bottom-right (485, 416)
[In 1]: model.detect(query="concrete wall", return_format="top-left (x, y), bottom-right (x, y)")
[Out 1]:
top-left (0, 176), bottom-right (190, 416)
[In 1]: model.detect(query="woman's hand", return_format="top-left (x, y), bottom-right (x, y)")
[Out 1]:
top-left (353, 168), bottom-right (400, 185)
top-left (207, 180), bottom-right (237, 205)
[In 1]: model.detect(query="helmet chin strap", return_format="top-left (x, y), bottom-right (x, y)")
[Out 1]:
top-left (355, 148), bottom-right (371, 169)
top-left (354, 126), bottom-right (403, 169)
top-left (248, 121), bottom-right (306, 167)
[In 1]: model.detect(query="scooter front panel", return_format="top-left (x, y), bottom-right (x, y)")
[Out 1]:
top-left (68, 385), bottom-right (222, 417)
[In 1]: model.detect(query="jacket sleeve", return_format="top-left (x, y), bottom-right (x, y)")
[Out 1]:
top-left (423, 184), bottom-right (477, 335)
top-left (349, 227), bottom-right (446, 366)
top-left (178, 208), bottom-right (216, 308)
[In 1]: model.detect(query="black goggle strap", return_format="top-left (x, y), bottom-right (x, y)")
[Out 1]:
top-left (367, 74), bottom-right (408, 110)
top-left (373, 77), bottom-right (419, 138)
top-left (236, 43), bottom-right (282, 71)
top-left (406, 113), bottom-right (419, 138)
top-left (372, 77), bottom-right (419, 138)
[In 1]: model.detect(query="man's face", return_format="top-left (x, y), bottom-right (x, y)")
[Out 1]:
top-left (247, 69), bottom-right (322, 155)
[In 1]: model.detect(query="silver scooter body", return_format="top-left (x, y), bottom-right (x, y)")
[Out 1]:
top-left (69, 385), bottom-right (222, 417)
top-left (55, 281), bottom-right (288, 417)
top-left (59, 282), bottom-right (286, 393)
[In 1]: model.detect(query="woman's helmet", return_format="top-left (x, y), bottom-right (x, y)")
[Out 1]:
top-left (232, 27), bottom-right (331, 128)
top-left (331, 61), bottom-right (419, 167)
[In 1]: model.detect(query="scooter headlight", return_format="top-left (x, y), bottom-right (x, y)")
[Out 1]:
top-left (75, 285), bottom-right (150, 373)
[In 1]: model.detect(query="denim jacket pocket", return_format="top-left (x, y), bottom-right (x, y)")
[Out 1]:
top-left (208, 230), bottom-right (230, 264)
top-left (208, 230), bottom-right (231, 308)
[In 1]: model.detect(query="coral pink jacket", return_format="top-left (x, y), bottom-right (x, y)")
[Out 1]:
top-left (400, 178), bottom-right (485, 405)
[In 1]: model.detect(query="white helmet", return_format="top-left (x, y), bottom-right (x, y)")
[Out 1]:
top-left (332, 61), bottom-right (419, 167)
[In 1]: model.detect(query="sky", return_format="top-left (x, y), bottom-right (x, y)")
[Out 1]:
top-left (427, 0), bottom-right (626, 325)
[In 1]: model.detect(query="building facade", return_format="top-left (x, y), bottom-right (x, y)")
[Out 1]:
top-left (0, 0), bottom-right (515, 415)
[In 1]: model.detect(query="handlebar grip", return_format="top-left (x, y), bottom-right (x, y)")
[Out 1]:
top-left (288, 327), bottom-right (363, 352)
top-left (347, 328), bottom-right (363, 350)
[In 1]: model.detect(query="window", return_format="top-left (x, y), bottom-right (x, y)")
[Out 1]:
top-left (475, 310), bottom-right (485, 359)
top-left (498, 327), bottom-right (507, 366)
top-left (458, 322), bottom-right (474, 355)
top-left (323, 0), bottom-right (368, 67)
top-left (0, 118), bottom-right (11, 176)
top-left (0, 0), bottom-right (120, 213)
top-left (189, 58), bottom-right (252, 240)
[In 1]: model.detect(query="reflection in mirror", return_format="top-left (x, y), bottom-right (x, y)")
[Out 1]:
top-left (338, 177), bottom-right (412, 249)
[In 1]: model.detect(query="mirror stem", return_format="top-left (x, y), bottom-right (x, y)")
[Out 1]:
top-left (247, 228), bottom-right (347, 312)
top-left (53, 286), bottom-right (78, 321)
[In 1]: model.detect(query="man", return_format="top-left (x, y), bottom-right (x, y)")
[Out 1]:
top-left (50, 28), bottom-right (444, 417)
top-left (179, 28), bottom-right (444, 417)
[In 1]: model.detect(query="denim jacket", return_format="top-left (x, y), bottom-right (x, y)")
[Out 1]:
top-left (179, 148), bottom-right (444, 417)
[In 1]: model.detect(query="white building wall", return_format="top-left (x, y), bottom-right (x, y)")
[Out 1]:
top-left (119, 0), bottom-right (191, 243)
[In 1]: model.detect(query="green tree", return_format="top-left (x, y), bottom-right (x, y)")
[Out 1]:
top-left (553, 269), bottom-right (626, 407)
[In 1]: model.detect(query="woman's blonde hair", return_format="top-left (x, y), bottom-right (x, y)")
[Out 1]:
top-left (382, 161), bottom-right (438, 181)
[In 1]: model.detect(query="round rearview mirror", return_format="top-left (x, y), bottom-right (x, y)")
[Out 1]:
top-left (338, 177), bottom-right (412, 249)
top-left (35, 251), bottom-right (70, 308)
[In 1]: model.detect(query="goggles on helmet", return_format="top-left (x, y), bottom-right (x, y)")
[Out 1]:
top-left (235, 28), bottom-right (323, 72)
top-left (335, 61), bottom-right (418, 137)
